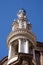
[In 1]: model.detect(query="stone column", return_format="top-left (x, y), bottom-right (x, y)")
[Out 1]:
top-left (25, 40), bottom-right (29, 53)
top-left (8, 44), bottom-right (12, 59)
top-left (8, 44), bottom-right (16, 59)
top-left (18, 39), bottom-right (21, 52)
top-left (33, 49), bottom-right (35, 60)
top-left (40, 52), bottom-right (43, 65)
top-left (33, 49), bottom-right (36, 65)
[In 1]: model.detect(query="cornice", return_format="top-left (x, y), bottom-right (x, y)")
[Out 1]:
top-left (0, 56), bottom-right (8, 64)
top-left (7, 28), bottom-right (36, 46)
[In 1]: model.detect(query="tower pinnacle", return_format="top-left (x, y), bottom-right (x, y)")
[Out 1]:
top-left (17, 9), bottom-right (27, 19)
top-left (7, 9), bottom-right (36, 65)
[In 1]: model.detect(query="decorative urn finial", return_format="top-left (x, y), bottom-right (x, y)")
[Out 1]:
top-left (17, 9), bottom-right (27, 18)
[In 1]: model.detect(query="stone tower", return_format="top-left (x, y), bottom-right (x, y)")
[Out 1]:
top-left (7, 9), bottom-right (36, 65)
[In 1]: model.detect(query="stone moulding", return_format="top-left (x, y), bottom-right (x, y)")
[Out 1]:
top-left (7, 28), bottom-right (36, 47)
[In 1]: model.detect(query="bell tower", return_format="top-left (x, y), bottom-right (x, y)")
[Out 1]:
top-left (7, 9), bottom-right (36, 65)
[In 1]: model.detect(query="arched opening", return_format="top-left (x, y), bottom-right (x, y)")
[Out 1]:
top-left (12, 39), bottom-right (18, 56)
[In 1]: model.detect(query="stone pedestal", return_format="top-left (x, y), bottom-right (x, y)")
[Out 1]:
top-left (18, 53), bottom-right (33, 65)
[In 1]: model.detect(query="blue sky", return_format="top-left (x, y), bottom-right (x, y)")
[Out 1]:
top-left (0, 0), bottom-right (43, 60)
